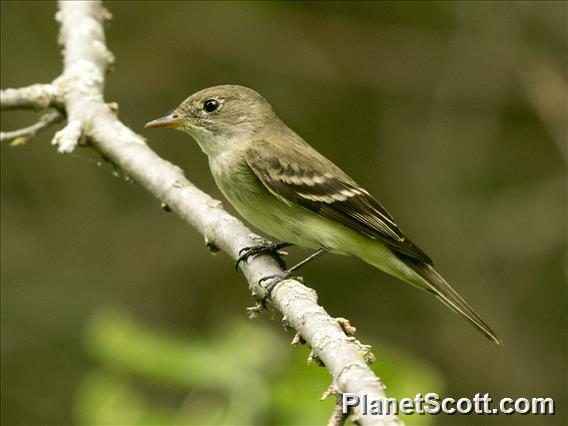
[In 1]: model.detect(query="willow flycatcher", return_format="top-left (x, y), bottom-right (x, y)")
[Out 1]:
top-left (146, 85), bottom-right (501, 344)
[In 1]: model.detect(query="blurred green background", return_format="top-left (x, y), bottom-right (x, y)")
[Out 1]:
top-left (1, 1), bottom-right (566, 425)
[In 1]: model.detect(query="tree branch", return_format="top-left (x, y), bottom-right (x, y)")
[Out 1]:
top-left (0, 83), bottom-right (61, 111)
top-left (1, 2), bottom-right (400, 424)
top-left (0, 110), bottom-right (64, 144)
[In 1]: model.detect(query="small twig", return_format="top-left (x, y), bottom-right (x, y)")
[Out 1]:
top-left (0, 110), bottom-right (64, 145)
top-left (308, 349), bottom-right (325, 367)
top-left (51, 120), bottom-right (82, 153)
top-left (291, 332), bottom-right (305, 346)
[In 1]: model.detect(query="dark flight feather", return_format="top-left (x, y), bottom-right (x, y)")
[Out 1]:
top-left (396, 252), bottom-right (501, 344)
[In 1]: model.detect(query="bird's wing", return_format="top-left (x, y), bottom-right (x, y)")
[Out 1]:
top-left (244, 139), bottom-right (432, 264)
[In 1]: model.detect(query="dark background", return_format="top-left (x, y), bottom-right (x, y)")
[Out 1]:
top-left (1, 1), bottom-right (566, 425)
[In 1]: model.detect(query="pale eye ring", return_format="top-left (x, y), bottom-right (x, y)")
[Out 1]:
top-left (203, 99), bottom-right (219, 113)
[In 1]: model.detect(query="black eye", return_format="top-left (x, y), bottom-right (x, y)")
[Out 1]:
top-left (203, 99), bottom-right (219, 113)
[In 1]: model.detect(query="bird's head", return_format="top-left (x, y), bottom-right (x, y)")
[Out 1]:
top-left (146, 85), bottom-right (278, 155)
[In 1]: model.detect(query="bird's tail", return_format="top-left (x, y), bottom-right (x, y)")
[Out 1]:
top-left (397, 253), bottom-right (502, 345)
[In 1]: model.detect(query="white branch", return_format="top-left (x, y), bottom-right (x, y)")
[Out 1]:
top-left (1, 2), bottom-right (401, 424)
top-left (51, 120), bottom-right (82, 153)
top-left (0, 110), bottom-right (64, 144)
top-left (0, 83), bottom-right (61, 111)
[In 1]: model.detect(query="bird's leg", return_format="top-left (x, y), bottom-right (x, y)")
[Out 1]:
top-left (235, 239), bottom-right (292, 270)
top-left (259, 247), bottom-right (328, 302)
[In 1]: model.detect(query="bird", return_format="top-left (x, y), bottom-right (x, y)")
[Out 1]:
top-left (145, 84), bottom-right (501, 344)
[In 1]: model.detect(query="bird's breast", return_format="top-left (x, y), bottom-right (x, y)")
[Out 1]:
top-left (207, 154), bottom-right (321, 249)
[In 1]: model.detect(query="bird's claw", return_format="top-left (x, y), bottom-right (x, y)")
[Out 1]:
top-left (259, 271), bottom-right (303, 308)
top-left (235, 241), bottom-right (290, 271)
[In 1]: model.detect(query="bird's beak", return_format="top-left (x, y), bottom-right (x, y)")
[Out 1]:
top-left (145, 114), bottom-right (187, 129)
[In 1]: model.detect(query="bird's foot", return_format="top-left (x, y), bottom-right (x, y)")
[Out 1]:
top-left (259, 271), bottom-right (304, 307)
top-left (235, 240), bottom-right (291, 271)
